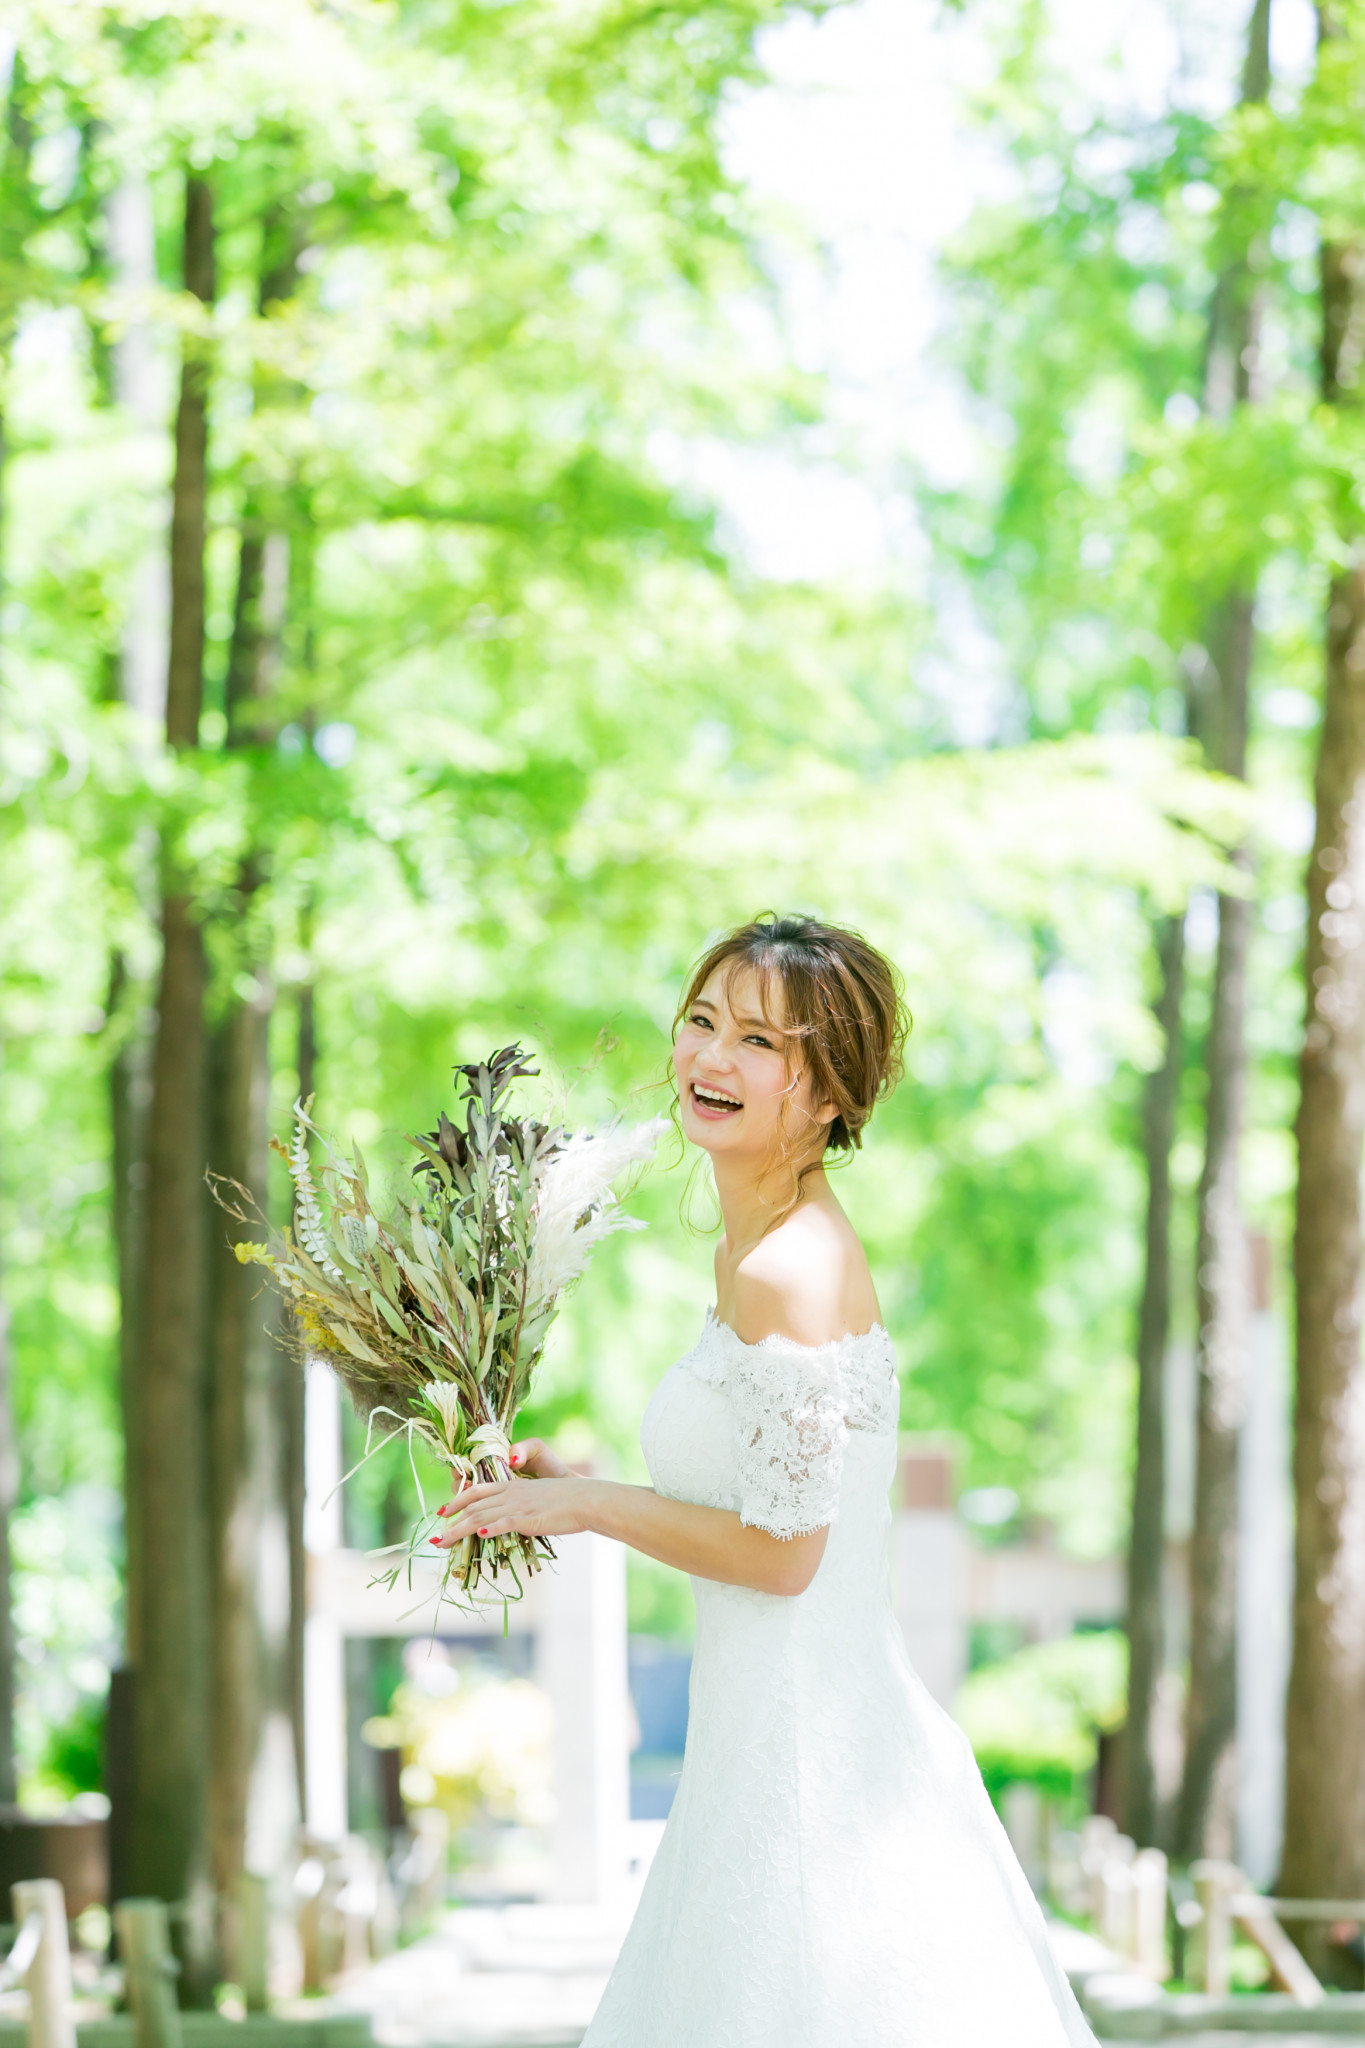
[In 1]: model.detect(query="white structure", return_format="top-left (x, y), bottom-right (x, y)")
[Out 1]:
top-left (303, 1364), bottom-right (348, 1843)
top-left (966, 1537), bottom-right (1121, 1643)
top-left (893, 1444), bottom-right (968, 1705)
top-left (892, 1441), bottom-right (1123, 1711)
top-left (1159, 1236), bottom-right (1295, 1882)
top-left (536, 1532), bottom-right (631, 1905)
top-left (1236, 1234), bottom-right (1293, 1889)
top-left (302, 1369), bottom-right (632, 1901)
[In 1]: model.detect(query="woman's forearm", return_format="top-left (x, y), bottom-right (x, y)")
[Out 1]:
top-left (580, 1479), bottom-right (827, 1597)
top-left (435, 1466), bottom-right (829, 1596)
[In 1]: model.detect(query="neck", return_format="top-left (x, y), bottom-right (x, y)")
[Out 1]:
top-left (711, 1146), bottom-right (828, 1253)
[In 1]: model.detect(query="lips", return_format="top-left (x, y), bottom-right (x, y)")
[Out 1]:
top-left (690, 1082), bottom-right (742, 1116)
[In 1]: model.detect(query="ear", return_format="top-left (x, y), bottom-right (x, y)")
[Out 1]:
top-left (811, 1094), bottom-right (838, 1128)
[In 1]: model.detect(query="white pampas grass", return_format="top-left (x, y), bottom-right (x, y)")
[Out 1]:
top-left (526, 1118), bottom-right (666, 1308)
top-left (423, 1380), bottom-right (465, 1451)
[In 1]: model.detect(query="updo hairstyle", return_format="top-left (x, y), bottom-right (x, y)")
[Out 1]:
top-left (675, 913), bottom-right (910, 1154)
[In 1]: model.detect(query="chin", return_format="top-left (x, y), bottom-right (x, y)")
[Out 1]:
top-left (679, 1102), bottom-right (734, 1153)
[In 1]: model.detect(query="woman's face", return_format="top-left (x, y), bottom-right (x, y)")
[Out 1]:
top-left (673, 963), bottom-right (832, 1167)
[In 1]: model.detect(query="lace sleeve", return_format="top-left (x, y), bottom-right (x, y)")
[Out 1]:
top-left (730, 1341), bottom-right (847, 1541)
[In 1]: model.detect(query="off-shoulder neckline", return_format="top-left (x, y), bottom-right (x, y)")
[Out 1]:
top-left (703, 1307), bottom-right (891, 1355)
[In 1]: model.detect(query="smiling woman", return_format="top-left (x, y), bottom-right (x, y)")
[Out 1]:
top-left (672, 913), bottom-right (907, 1345)
top-left (435, 912), bottom-right (1100, 2048)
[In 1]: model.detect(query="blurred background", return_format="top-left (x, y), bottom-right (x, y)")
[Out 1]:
top-left (5, 0), bottom-right (1365, 2034)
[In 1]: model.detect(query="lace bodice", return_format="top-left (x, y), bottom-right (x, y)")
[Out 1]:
top-left (641, 1310), bottom-right (900, 1541)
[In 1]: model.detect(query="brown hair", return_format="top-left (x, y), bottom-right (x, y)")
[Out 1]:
top-left (675, 913), bottom-right (910, 1156)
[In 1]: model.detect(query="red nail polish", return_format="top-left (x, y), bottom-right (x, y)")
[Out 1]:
top-left (478, 1527), bottom-right (488, 1536)
top-left (429, 1535), bottom-right (441, 1544)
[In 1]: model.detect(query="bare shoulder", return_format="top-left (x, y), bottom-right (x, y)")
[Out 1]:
top-left (730, 1202), bottom-right (879, 1348)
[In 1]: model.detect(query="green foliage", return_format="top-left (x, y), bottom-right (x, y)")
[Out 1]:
top-left (41, 1691), bottom-right (105, 1799)
top-left (0, 0), bottom-right (1285, 1780)
top-left (920, 0), bottom-right (1357, 1458)
top-left (10, 1493), bottom-right (121, 1798)
top-left (955, 1629), bottom-right (1127, 1803)
top-left (627, 1551), bottom-right (696, 1642)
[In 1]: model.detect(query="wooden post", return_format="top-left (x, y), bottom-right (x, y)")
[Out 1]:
top-left (1079, 1814), bottom-right (1117, 1927)
top-left (115, 1899), bottom-right (183, 2048)
top-left (1191, 1858), bottom-right (1237, 1994)
top-left (295, 1847), bottom-right (326, 1996)
top-left (235, 1872), bottom-right (268, 2013)
top-left (1228, 1875), bottom-right (1324, 2005)
top-left (1131, 1847), bottom-right (1168, 1978)
top-left (12, 1880), bottom-right (75, 2048)
top-left (1098, 1835), bottom-right (1136, 1956)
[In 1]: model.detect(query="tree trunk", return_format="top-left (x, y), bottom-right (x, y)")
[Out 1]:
top-left (208, 973), bottom-right (280, 1952)
top-left (107, 955), bottom-right (149, 1908)
top-left (104, 169), bottom-right (165, 1897)
top-left (1175, 850), bottom-right (1252, 1858)
top-left (1280, 217), bottom-right (1365, 1977)
top-left (1170, 0), bottom-right (1269, 1861)
top-left (133, 890), bottom-right (210, 1908)
top-left (208, 614), bottom-right (289, 1931)
top-left (1123, 914), bottom-right (1184, 1847)
top-left (164, 177), bottom-right (214, 749)
top-left (207, 212), bottom-right (301, 1949)
top-left (128, 176), bottom-right (215, 1960)
top-left (108, 955), bottom-right (149, 1661)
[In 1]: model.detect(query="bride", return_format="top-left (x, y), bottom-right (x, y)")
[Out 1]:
top-left (436, 913), bottom-right (1097, 2047)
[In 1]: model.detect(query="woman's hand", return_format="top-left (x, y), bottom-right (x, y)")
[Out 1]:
top-left (433, 1469), bottom-right (594, 1546)
top-left (505, 1436), bottom-right (570, 1479)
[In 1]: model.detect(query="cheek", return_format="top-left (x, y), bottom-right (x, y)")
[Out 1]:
top-left (745, 1057), bottom-right (793, 1106)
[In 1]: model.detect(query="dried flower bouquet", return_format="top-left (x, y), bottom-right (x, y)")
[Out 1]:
top-left (236, 1045), bottom-right (662, 1604)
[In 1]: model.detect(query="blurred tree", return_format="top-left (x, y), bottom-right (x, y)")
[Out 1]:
top-left (1124, 911), bottom-right (1183, 1847)
top-left (1282, 0), bottom-right (1365, 1970)
top-left (925, 0), bottom-right (1335, 1858)
top-left (1173, 0), bottom-right (1270, 1865)
top-left (129, 170), bottom-right (215, 1961)
top-left (207, 198), bottom-right (301, 1964)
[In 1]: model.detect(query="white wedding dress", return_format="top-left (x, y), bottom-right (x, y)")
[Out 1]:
top-left (581, 1312), bottom-right (1098, 2047)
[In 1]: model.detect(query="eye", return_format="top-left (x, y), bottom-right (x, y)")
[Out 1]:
top-left (689, 1011), bottom-right (713, 1030)
top-left (745, 1033), bottom-right (775, 1050)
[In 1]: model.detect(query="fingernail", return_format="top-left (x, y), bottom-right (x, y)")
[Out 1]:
top-left (429, 1535), bottom-right (442, 1545)
top-left (478, 1527), bottom-right (488, 1536)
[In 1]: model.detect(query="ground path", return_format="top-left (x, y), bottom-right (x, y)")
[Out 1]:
top-left (332, 1901), bottom-right (627, 2048)
top-left (330, 1902), bottom-right (1323, 2048)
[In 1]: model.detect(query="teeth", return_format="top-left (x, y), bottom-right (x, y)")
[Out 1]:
top-left (694, 1085), bottom-right (740, 1108)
